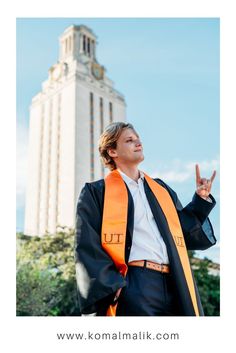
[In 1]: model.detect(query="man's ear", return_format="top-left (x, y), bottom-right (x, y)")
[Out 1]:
top-left (107, 148), bottom-right (118, 158)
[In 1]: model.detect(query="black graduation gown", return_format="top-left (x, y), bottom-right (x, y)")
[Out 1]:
top-left (74, 177), bottom-right (216, 316)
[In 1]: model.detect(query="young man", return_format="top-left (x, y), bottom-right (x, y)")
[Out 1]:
top-left (75, 122), bottom-right (217, 316)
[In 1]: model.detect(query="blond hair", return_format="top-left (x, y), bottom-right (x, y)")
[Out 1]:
top-left (98, 122), bottom-right (138, 171)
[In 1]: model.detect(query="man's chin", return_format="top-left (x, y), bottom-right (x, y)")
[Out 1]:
top-left (137, 154), bottom-right (145, 163)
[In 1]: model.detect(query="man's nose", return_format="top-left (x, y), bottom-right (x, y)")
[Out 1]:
top-left (135, 139), bottom-right (142, 147)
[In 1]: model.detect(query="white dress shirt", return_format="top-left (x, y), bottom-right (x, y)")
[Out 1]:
top-left (118, 169), bottom-right (169, 265)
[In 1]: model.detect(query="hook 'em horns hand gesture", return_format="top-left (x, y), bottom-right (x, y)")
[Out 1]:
top-left (195, 164), bottom-right (216, 200)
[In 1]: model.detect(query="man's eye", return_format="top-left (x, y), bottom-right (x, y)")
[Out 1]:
top-left (126, 139), bottom-right (132, 142)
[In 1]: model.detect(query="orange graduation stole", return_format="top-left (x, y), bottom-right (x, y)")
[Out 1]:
top-left (101, 169), bottom-right (199, 316)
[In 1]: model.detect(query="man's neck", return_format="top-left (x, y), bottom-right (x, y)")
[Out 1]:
top-left (117, 165), bottom-right (140, 182)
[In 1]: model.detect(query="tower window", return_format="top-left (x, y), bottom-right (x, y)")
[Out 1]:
top-left (83, 35), bottom-right (86, 53)
top-left (109, 102), bottom-right (113, 123)
top-left (90, 92), bottom-right (94, 181)
top-left (91, 40), bottom-right (95, 57)
top-left (100, 97), bottom-right (104, 133)
top-left (88, 38), bottom-right (90, 56)
top-left (100, 97), bottom-right (104, 178)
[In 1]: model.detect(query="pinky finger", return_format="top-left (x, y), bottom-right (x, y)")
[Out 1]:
top-left (210, 170), bottom-right (216, 182)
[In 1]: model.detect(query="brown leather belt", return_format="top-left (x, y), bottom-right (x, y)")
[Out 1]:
top-left (128, 260), bottom-right (170, 274)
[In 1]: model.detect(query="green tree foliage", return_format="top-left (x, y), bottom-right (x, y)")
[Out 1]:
top-left (17, 264), bottom-right (62, 316)
top-left (16, 232), bottom-right (220, 316)
top-left (16, 230), bottom-right (81, 316)
top-left (189, 251), bottom-right (220, 316)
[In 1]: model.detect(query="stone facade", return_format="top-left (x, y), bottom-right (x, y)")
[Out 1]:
top-left (24, 25), bottom-right (126, 236)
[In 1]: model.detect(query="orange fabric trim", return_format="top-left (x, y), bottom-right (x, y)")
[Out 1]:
top-left (101, 169), bottom-right (199, 316)
top-left (143, 172), bottom-right (199, 316)
top-left (101, 170), bottom-right (128, 316)
top-left (106, 302), bottom-right (118, 316)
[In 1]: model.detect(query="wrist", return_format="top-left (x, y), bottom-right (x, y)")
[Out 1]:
top-left (197, 193), bottom-right (211, 202)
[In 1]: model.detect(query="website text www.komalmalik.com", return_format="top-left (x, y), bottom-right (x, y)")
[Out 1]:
top-left (56, 330), bottom-right (180, 341)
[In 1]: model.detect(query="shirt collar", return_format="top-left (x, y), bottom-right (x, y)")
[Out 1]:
top-left (118, 169), bottom-right (144, 186)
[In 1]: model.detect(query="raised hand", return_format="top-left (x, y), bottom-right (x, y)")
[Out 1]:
top-left (195, 164), bottom-right (216, 199)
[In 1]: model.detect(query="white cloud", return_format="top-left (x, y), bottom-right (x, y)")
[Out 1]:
top-left (150, 157), bottom-right (219, 183)
top-left (16, 121), bottom-right (29, 209)
top-left (195, 246), bottom-right (220, 264)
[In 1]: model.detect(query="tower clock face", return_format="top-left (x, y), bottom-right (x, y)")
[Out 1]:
top-left (92, 63), bottom-right (104, 80)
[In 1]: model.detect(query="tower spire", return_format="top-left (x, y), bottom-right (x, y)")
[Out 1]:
top-left (59, 25), bottom-right (97, 63)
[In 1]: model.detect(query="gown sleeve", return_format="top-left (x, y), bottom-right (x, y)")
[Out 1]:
top-left (74, 183), bottom-right (126, 315)
top-left (156, 179), bottom-right (217, 251)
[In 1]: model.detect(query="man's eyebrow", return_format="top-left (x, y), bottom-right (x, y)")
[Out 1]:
top-left (125, 135), bottom-right (139, 139)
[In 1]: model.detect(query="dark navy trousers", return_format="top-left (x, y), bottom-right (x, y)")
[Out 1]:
top-left (116, 265), bottom-right (181, 316)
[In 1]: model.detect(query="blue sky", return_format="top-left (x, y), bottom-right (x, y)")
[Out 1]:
top-left (16, 18), bottom-right (219, 262)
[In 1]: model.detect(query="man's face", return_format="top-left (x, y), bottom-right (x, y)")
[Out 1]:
top-left (108, 128), bottom-right (144, 167)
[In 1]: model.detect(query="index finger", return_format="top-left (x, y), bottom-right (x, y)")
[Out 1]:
top-left (195, 164), bottom-right (201, 184)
